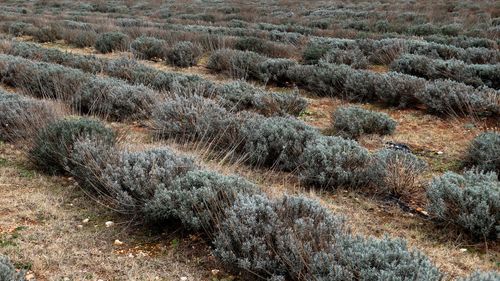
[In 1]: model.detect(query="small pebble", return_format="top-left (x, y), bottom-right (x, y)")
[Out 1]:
top-left (437, 151), bottom-right (443, 155)
top-left (114, 239), bottom-right (124, 246)
top-left (105, 221), bottom-right (114, 227)
top-left (82, 218), bottom-right (89, 224)
top-left (76, 224), bottom-right (83, 229)
top-left (180, 277), bottom-right (188, 281)
top-left (459, 248), bottom-right (467, 253)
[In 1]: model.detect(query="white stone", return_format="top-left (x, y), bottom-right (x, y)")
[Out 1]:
top-left (105, 221), bottom-right (114, 227)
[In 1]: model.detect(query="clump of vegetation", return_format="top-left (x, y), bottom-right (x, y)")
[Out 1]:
top-left (234, 36), bottom-right (268, 53)
top-left (464, 132), bottom-right (500, 175)
top-left (0, 255), bottom-right (26, 281)
top-left (241, 115), bottom-right (319, 170)
top-left (373, 72), bottom-right (426, 108)
top-left (426, 170), bottom-right (499, 239)
top-left (408, 23), bottom-right (440, 36)
top-left (0, 54), bottom-right (89, 100)
top-left (214, 194), bottom-right (442, 280)
top-left (150, 95), bottom-right (264, 152)
top-left (167, 41), bottom-right (201, 67)
top-left (29, 117), bottom-right (116, 174)
top-left (104, 57), bottom-right (213, 94)
top-left (233, 36), bottom-right (291, 57)
top-left (391, 54), bottom-right (499, 89)
top-left (459, 271), bottom-right (500, 281)
top-left (0, 54), bottom-right (157, 120)
top-left (94, 32), bottom-right (130, 53)
top-left (214, 194), bottom-right (348, 280)
top-left (417, 79), bottom-right (498, 116)
top-left (302, 42), bottom-right (330, 64)
top-left (333, 235), bottom-right (442, 281)
top-left (74, 77), bottom-right (157, 120)
top-left (259, 59), bottom-right (297, 86)
top-left (322, 47), bottom-right (369, 69)
top-left (257, 58), bottom-right (297, 85)
top-left (214, 80), bottom-right (307, 116)
top-left (32, 24), bottom-right (62, 43)
top-left (299, 136), bottom-right (371, 188)
top-left (146, 170), bottom-right (259, 233)
top-left (207, 49), bottom-right (266, 80)
top-left (8, 21), bottom-right (35, 36)
top-left (130, 36), bottom-right (167, 60)
top-left (371, 149), bottom-right (427, 198)
top-left (7, 41), bottom-right (103, 74)
top-left (332, 106), bottom-right (396, 139)
top-left (0, 91), bottom-right (58, 142)
top-left (151, 95), bottom-right (237, 145)
top-left (92, 148), bottom-right (198, 214)
top-left (286, 63), bottom-right (352, 96)
top-left (69, 29), bottom-right (98, 48)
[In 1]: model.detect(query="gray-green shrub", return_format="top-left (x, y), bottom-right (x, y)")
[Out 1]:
top-left (145, 170), bottom-right (259, 233)
top-left (214, 81), bottom-right (307, 116)
top-left (214, 194), bottom-right (442, 281)
top-left (32, 24), bottom-right (62, 43)
top-left (64, 29), bottom-right (98, 48)
top-left (322, 47), bottom-right (369, 69)
top-left (0, 55), bottom-right (158, 120)
top-left (391, 54), bottom-right (499, 89)
top-left (8, 22), bottom-right (34, 36)
top-left (417, 79), bottom-right (499, 116)
top-left (7, 41), bottom-right (103, 74)
top-left (151, 95), bottom-right (240, 147)
top-left (372, 72), bottom-right (426, 108)
top-left (302, 42), bottom-right (330, 64)
top-left (286, 63), bottom-right (351, 96)
top-left (371, 149), bottom-right (427, 197)
top-left (214, 194), bottom-right (348, 280)
top-left (29, 117), bottom-right (115, 174)
top-left (299, 136), bottom-right (371, 188)
top-left (130, 36), bottom-right (167, 60)
top-left (426, 170), bottom-right (499, 239)
top-left (94, 32), bottom-right (129, 53)
top-left (459, 271), bottom-right (500, 281)
top-left (207, 48), bottom-right (266, 80)
top-left (93, 148), bottom-right (197, 214)
top-left (0, 54), bottom-right (89, 100)
top-left (464, 132), bottom-right (500, 175)
top-left (257, 58), bottom-right (297, 85)
top-left (241, 116), bottom-right (319, 170)
top-left (332, 106), bottom-right (396, 139)
top-left (167, 41), bottom-right (201, 67)
top-left (0, 91), bottom-right (58, 142)
top-left (74, 77), bottom-right (157, 121)
top-left (330, 235), bottom-right (443, 281)
top-left (104, 57), bottom-right (213, 94)
top-left (0, 255), bottom-right (26, 281)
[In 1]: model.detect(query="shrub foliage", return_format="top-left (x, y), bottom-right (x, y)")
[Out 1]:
top-left (427, 170), bottom-right (499, 239)
top-left (332, 106), bottom-right (396, 139)
top-left (29, 117), bottom-right (115, 174)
